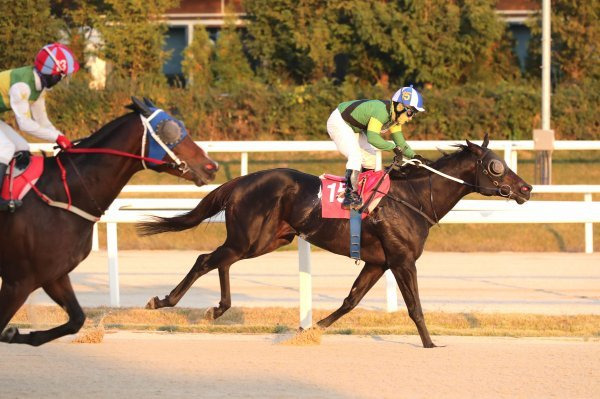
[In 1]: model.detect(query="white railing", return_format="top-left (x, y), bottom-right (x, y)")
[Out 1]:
top-left (31, 139), bottom-right (600, 175)
top-left (98, 191), bottom-right (600, 330)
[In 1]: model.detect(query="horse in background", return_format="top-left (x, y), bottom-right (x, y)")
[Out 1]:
top-left (0, 97), bottom-right (218, 346)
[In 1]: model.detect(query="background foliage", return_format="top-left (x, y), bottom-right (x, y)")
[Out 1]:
top-left (1, 0), bottom-right (598, 140)
top-left (0, 0), bottom-right (61, 69)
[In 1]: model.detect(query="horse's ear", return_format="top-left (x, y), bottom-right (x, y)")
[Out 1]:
top-left (465, 139), bottom-right (484, 155)
top-left (482, 133), bottom-right (489, 148)
top-left (143, 97), bottom-right (156, 108)
top-left (130, 96), bottom-right (152, 117)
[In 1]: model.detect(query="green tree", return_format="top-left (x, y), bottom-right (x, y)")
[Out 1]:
top-left (181, 24), bottom-right (213, 87)
top-left (0, 0), bottom-right (61, 70)
top-left (94, 0), bottom-right (178, 80)
top-left (212, 13), bottom-right (254, 92)
top-left (245, 0), bottom-right (515, 88)
top-left (245, 0), bottom-right (340, 83)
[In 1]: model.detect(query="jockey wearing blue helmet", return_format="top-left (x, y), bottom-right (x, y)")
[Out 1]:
top-left (327, 84), bottom-right (427, 210)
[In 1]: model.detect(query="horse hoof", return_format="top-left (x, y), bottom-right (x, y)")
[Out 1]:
top-left (145, 297), bottom-right (159, 309)
top-left (0, 326), bottom-right (19, 343)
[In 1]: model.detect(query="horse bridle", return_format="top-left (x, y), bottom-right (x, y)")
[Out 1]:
top-left (475, 149), bottom-right (514, 199)
top-left (139, 110), bottom-right (191, 175)
top-left (383, 150), bottom-right (517, 226)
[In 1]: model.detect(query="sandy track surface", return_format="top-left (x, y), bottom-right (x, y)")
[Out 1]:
top-left (1, 332), bottom-right (598, 399)
top-left (29, 250), bottom-right (600, 315)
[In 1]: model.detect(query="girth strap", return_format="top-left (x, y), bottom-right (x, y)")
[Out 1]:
top-left (349, 209), bottom-right (362, 262)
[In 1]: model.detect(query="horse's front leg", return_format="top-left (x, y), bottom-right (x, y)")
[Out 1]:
top-left (0, 280), bottom-right (31, 344)
top-left (316, 262), bottom-right (385, 328)
top-left (6, 275), bottom-right (86, 346)
top-left (205, 266), bottom-right (231, 320)
top-left (390, 262), bottom-right (436, 348)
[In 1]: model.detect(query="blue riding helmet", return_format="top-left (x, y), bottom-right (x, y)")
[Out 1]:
top-left (392, 85), bottom-right (425, 112)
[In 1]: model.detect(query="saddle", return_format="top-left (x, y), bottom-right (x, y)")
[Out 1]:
top-left (319, 170), bottom-right (390, 220)
top-left (1, 151), bottom-right (44, 206)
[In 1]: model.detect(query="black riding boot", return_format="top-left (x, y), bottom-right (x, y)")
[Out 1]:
top-left (341, 169), bottom-right (362, 210)
top-left (0, 162), bottom-right (21, 212)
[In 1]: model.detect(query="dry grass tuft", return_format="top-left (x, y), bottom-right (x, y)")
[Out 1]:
top-left (73, 317), bottom-right (106, 344)
top-left (103, 308), bottom-right (188, 326)
top-left (280, 327), bottom-right (323, 346)
top-left (8, 305), bottom-right (600, 339)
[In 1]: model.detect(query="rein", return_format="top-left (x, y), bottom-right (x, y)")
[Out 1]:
top-left (29, 112), bottom-right (187, 221)
top-left (382, 150), bottom-right (516, 226)
top-left (61, 147), bottom-right (171, 166)
top-left (22, 158), bottom-right (100, 222)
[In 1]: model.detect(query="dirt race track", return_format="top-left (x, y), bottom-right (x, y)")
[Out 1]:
top-left (2, 250), bottom-right (600, 398)
top-left (1, 332), bottom-right (599, 398)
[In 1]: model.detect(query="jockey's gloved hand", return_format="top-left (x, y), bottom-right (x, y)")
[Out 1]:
top-left (56, 135), bottom-right (73, 150)
top-left (412, 154), bottom-right (432, 165)
top-left (391, 147), bottom-right (404, 169)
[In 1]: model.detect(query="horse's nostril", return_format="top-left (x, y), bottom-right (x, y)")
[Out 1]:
top-left (521, 185), bottom-right (531, 193)
top-left (205, 163), bottom-right (216, 171)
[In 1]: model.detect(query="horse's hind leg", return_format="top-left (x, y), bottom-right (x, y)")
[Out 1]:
top-left (7, 275), bottom-right (85, 346)
top-left (0, 281), bottom-right (31, 344)
top-left (316, 262), bottom-right (385, 328)
top-left (205, 266), bottom-right (231, 320)
top-left (147, 245), bottom-right (241, 310)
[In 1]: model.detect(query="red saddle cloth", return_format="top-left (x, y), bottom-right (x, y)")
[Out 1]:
top-left (1, 156), bottom-right (44, 201)
top-left (320, 170), bottom-right (390, 219)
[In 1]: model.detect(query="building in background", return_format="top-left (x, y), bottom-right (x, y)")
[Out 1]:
top-left (496, 0), bottom-right (539, 71)
top-left (163, 0), bottom-right (245, 82)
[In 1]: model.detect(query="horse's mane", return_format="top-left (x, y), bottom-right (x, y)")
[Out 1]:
top-left (389, 145), bottom-right (469, 180)
top-left (74, 111), bottom-right (137, 149)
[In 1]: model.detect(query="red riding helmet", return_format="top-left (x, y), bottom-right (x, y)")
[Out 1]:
top-left (34, 43), bottom-right (79, 76)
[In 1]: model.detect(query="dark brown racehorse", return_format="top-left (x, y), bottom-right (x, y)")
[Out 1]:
top-left (139, 135), bottom-right (532, 348)
top-left (0, 97), bottom-right (218, 346)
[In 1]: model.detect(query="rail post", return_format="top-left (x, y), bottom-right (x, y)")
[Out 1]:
top-left (241, 152), bottom-right (248, 176)
top-left (106, 222), bottom-right (120, 307)
top-left (298, 237), bottom-right (312, 329)
top-left (585, 193), bottom-right (593, 254)
top-left (92, 223), bottom-right (100, 251)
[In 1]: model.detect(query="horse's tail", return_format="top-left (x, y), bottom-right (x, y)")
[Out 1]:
top-left (136, 179), bottom-right (238, 236)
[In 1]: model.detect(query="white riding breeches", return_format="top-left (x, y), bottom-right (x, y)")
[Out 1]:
top-left (327, 109), bottom-right (376, 171)
top-left (0, 120), bottom-right (29, 165)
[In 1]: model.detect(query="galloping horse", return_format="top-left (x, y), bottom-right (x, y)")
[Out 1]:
top-left (0, 97), bottom-right (218, 346)
top-left (139, 135), bottom-right (532, 348)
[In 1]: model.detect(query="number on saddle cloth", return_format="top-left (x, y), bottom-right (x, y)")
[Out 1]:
top-left (319, 170), bottom-right (391, 220)
top-left (319, 170), bottom-right (391, 262)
